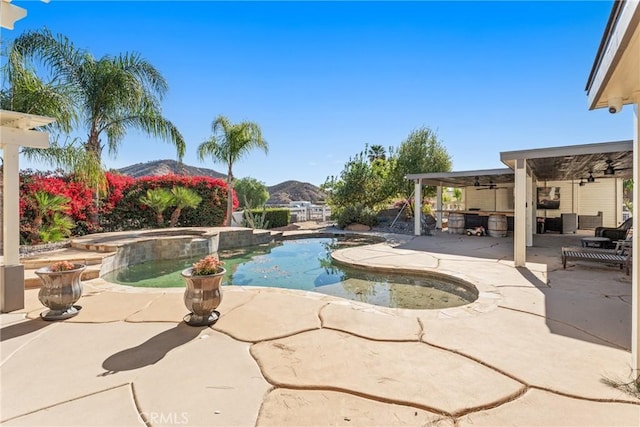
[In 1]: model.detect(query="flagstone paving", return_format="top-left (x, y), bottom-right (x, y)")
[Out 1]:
top-left (1, 228), bottom-right (639, 426)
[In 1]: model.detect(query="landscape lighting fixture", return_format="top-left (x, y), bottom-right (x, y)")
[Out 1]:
top-left (587, 172), bottom-right (595, 183)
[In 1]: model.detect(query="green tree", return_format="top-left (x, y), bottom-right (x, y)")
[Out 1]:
top-left (197, 115), bottom-right (268, 226)
top-left (139, 188), bottom-right (173, 227)
top-left (388, 126), bottom-right (452, 199)
top-left (3, 29), bottom-right (185, 199)
top-left (234, 177), bottom-right (270, 209)
top-left (168, 187), bottom-right (202, 227)
top-left (623, 179), bottom-right (633, 213)
top-left (322, 150), bottom-right (392, 215)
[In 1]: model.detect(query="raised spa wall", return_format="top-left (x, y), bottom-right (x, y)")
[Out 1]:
top-left (98, 228), bottom-right (273, 277)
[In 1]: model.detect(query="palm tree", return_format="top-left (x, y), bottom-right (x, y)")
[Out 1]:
top-left (39, 212), bottom-right (75, 243)
top-left (367, 144), bottom-right (386, 162)
top-left (31, 191), bottom-right (70, 230)
top-left (169, 187), bottom-right (202, 227)
top-left (139, 188), bottom-right (173, 227)
top-left (28, 191), bottom-right (71, 243)
top-left (197, 115), bottom-right (268, 226)
top-left (3, 29), bottom-right (185, 202)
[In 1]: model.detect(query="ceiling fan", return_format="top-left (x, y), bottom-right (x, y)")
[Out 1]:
top-left (474, 177), bottom-right (506, 190)
top-left (578, 172), bottom-right (598, 185)
top-left (603, 159), bottom-right (632, 176)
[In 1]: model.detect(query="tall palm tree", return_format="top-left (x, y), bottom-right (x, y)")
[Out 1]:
top-left (367, 144), bottom-right (386, 162)
top-left (197, 115), bottom-right (268, 226)
top-left (3, 29), bottom-right (185, 198)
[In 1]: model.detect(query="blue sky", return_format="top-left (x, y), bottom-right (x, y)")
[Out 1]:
top-left (10, 1), bottom-right (634, 186)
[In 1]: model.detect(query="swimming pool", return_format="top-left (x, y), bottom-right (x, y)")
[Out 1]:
top-left (103, 236), bottom-right (478, 309)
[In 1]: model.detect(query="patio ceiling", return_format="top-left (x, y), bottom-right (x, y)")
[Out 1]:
top-left (501, 140), bottom-right (633, 182)
top-left (406, 168), bottom-right (514, 188)
top-left (406, 140), bottom-right (633, 188)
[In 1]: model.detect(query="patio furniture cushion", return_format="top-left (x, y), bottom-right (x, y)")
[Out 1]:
top-left (578, 211), bottom-right (603, 229)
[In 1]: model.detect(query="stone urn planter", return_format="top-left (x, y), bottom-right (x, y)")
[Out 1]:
top-left (35, 261), bottom-right (86, 320)
top-left (181, 255), bottom-right (225, 326)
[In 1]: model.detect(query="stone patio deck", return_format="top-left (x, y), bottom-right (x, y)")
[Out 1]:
top-left (1, 227), bottom-right (638, 426)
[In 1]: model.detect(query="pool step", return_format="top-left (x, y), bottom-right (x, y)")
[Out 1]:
top-left (24, 265), bottom-right (102, 289)
top-left (20, 247), bottom-right (112, 289)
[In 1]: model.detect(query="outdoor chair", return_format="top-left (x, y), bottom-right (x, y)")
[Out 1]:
top-left (420, 213), bottom-right (435, 236)
top-left (561, 238), bottom-right (632, 275)
top-left (595, 217), bottom-right (632, 242)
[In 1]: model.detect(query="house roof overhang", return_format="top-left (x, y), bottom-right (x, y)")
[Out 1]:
top-left (585, 0), bottom-right (640, 110)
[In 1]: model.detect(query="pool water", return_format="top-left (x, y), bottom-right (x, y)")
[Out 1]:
top-left (103, 237), bottom-right (477, 309)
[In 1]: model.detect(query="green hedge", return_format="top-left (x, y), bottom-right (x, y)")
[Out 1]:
top-left (248, 208), bottom-right (290, 228)
top-left (102, 176), bottom-right (230, 230)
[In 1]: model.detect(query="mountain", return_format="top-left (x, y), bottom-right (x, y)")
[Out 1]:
top-left (266, 180), bottom-right (326, 205)
top-left (116, 160), bottom-right (326, 205)
top-left (117, 159), bottom-right (226, 179)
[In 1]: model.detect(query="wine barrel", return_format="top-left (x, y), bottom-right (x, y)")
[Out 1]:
top-left (448, 213), bottom-right (465, 234)
top-left (488, 214), bottom-right (508, 237)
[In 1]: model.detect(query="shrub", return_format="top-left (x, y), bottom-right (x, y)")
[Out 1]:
top-left (20, 171), bottom-right (96, 240)
top-left (263, 208), bottom-right (290, 228)
top-left (247, 208), bottom-right (290, 228)
top-left (336, 205), bottom-right (378, 229)
top-left (103, 175), bottom-right (234, 231)
top-left (19, 171), bottom-right (233, 236)
top-left (243, 209), bottom-right (270, 229)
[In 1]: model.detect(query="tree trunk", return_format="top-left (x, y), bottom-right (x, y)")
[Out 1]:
top-left (156, 212), bottom-right (164, 227)
top-left (226, 166), bottom-right (233, 226)
top-left (86, 130), bottom-right (102, 226)
top-left (169, 208), bottom-right (181, 228)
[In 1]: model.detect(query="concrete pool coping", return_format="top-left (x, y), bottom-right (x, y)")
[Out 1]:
top-left (2, 225), bottom-right (639, 426)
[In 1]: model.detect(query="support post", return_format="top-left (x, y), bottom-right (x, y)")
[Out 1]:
top-left (436, 185), bottom-right (443, 229)
top-left (526, 173), bottom-right (533, 247)
top-left (1, 144), bottom-right (24, 312)
top-left (513, 159), bottom-right (527, 267)
top-left (632, 101), bottom-right (639, 372)
top-left (414, 180), bottom-right (422, 236)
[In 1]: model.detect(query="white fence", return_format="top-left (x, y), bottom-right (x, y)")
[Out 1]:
top-left (288, 205), bottom-right (331, 222)
top-left (234, 205), bottom-right (332, 225)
